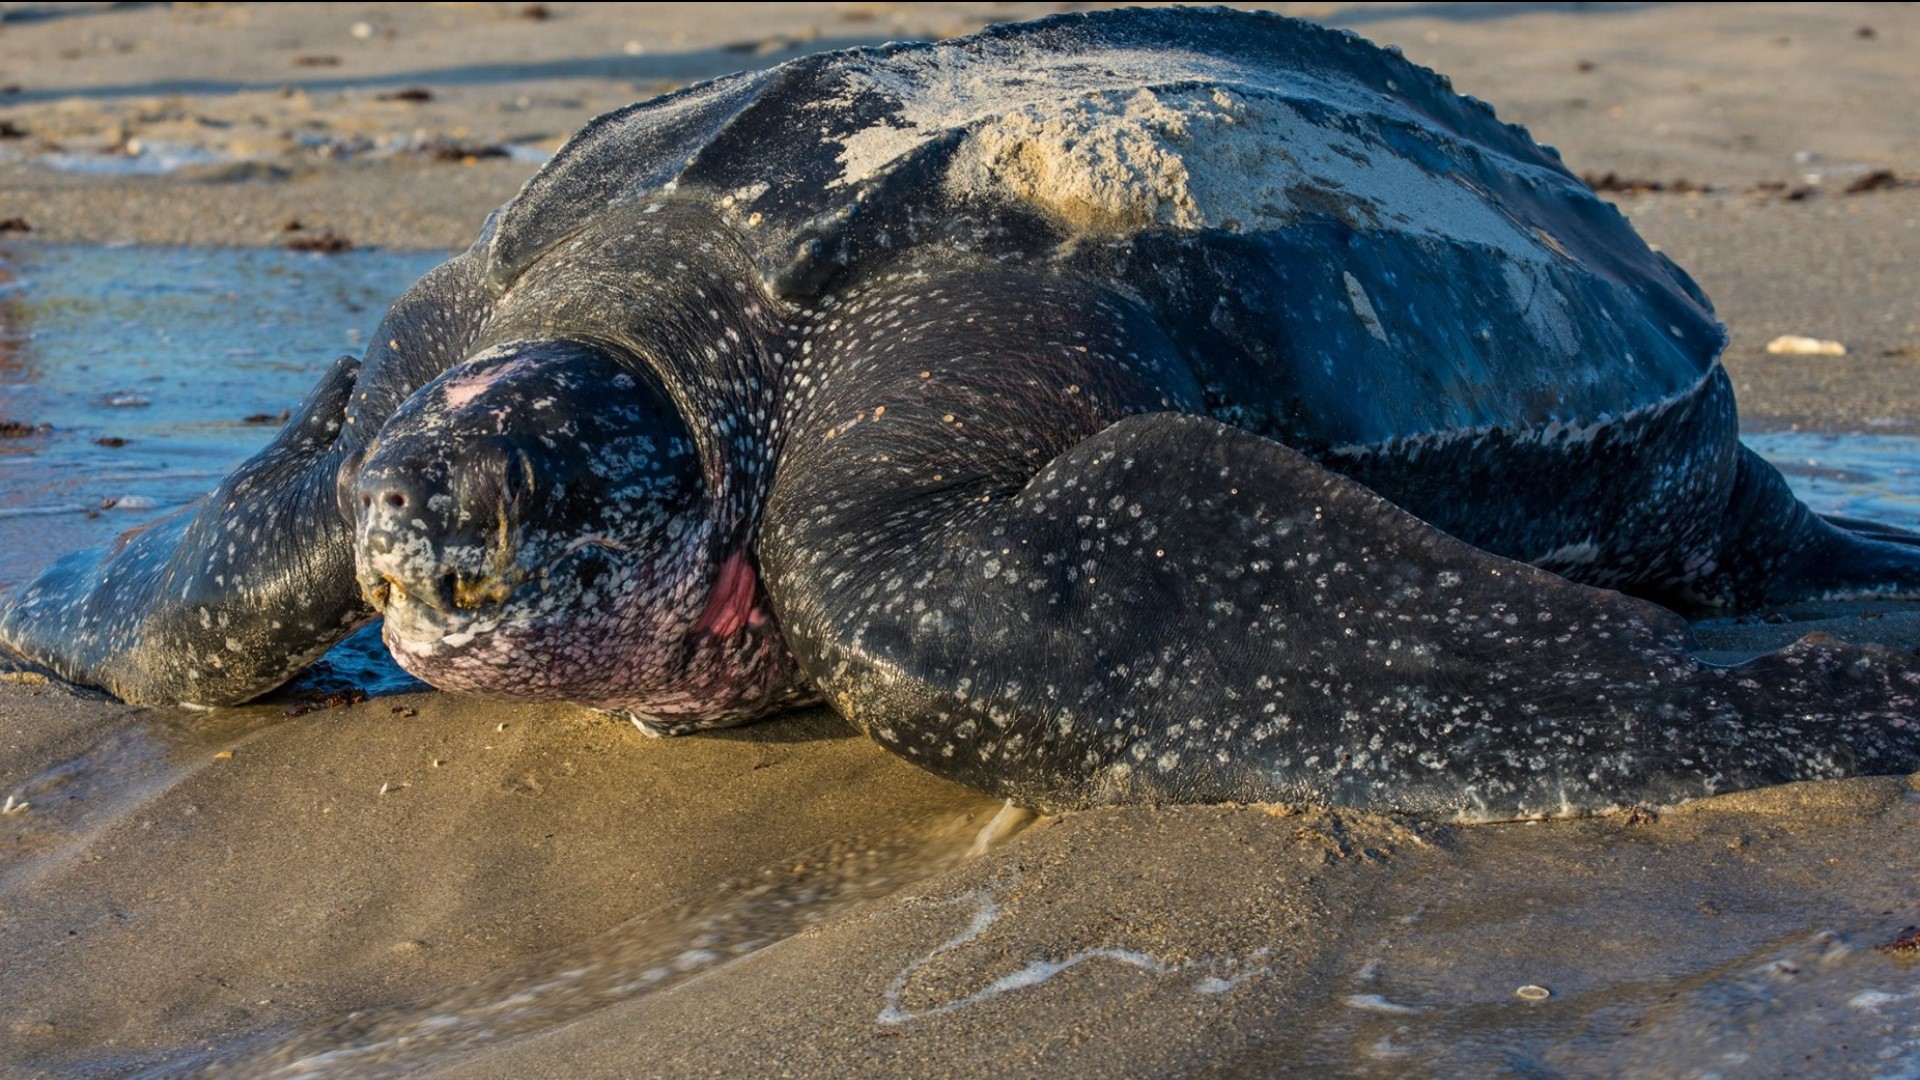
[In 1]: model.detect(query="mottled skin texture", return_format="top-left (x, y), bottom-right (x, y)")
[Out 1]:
top-left (3, 9), bottom-right (1919, 818)
top-left (760, 266), bottom-right (1920, 812)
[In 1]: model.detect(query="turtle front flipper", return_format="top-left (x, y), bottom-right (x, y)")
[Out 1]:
top-left (1, 354), bottom-right (372, 706)
top-left (760, 283), bottom-right (1920, 818)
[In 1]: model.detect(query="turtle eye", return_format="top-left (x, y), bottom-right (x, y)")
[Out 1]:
top-left (336, 443), bottom-right (371, 523)
top-left (499, 447), bottom-right (536, 514)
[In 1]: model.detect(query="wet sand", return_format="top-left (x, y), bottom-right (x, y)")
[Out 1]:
top-left (2, 4), bottom-right (1918, 1077)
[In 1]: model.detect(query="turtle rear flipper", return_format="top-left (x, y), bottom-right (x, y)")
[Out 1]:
top-left (1678, 445), bottom-right (1920, 610)
top-left (761, 295), bottom-right (1920, 817)
top-left (1818, 513), bottom-right (1920, 546)
top-left (0, 354), bottom-right (371, 706)
top-left (1776, 521), bottom-right (1920, 604)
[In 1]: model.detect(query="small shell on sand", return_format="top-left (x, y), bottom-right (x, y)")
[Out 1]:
top-left (1765, 334), bottom-right (1848, 356)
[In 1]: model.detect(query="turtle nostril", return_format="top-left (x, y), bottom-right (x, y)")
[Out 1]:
top-left (385, 491), bottom-right (407, 509)
top-left (360, 494), bottom-right (373, 509)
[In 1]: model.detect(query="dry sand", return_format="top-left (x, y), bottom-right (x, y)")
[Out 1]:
top-left (1, 4), bottom-right (1918, 1077)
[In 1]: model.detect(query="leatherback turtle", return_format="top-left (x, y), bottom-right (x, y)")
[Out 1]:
top-left (3, 8), bottom-right (1918, 819)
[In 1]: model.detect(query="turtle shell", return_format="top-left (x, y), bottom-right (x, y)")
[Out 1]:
top-left (483, 6), bottom-right (1723, 453)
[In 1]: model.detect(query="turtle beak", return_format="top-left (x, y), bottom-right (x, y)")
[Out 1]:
top-left (360, 568), bottom-right (458, 616)
top-left (351, 435), bottom-right (531, 617)
top-left (364, 565), bottom-right (521, 615)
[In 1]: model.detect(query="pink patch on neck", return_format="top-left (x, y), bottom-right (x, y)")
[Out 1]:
top-left (694, 551), bottom-right (761, 638)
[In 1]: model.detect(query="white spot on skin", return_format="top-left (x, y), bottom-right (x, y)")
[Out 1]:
top-left (1535, 540), bottom-right (1600, 567)
top-left (1502, 261), bottom-right (1579, 358)
top-left (1343, 272), bottom-right (1390, 344)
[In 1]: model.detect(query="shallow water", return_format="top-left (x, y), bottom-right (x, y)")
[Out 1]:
top-left (0, 136), bottom-right (553, 177)
top-left (1743, 430), bottom-right (1920, 532)
top-left (0, 243), bottom-right (446, 585)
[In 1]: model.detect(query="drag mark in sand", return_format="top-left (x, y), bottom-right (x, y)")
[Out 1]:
top-left (878, 884), bottom-right (1274, 1024)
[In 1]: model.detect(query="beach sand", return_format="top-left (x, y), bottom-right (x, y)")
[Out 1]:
top-left (1, 4), bottom-right (1918, 1076)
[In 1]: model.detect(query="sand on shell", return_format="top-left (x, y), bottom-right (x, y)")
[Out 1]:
top-left (1, 4), bottom-right (1919, 1077)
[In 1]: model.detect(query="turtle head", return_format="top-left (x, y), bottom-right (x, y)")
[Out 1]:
top-left (342, 339), bottom-right (798, 727)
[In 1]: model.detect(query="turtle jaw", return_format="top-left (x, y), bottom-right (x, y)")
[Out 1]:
top-left (372, 531), bottom-right (689, 692)
top-left (365, 532), bottom-right (626, 641)
top-left (369, 534), bottom-right (803, 727)
top-left (356, 551), bottom-right (532, 617)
